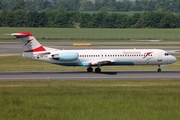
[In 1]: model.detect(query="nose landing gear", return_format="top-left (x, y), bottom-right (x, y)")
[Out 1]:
top-left (157, 65), bottom-right (161, 72)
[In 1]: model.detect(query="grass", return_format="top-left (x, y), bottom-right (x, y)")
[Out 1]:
top-left (0, 56), bottom-right (179, 71)
top-left (1, 27), bottom-right (180, 41)
top-left (0, 80), bottom-right (180, 120)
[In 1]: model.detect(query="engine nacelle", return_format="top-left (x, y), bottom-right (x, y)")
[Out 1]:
top-left (52, 52), bottom-right (78, 61)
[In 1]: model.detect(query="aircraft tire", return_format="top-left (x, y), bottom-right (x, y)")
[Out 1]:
top-left (87, 67), bottom-right (93, 72)
top-left (95, 68), bottom-right (101, 73)
top-left (157, 68), bottom-right (161, 72)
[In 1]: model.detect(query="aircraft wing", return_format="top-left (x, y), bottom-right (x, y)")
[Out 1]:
top-left (90, 59), bottom-right (115, 66)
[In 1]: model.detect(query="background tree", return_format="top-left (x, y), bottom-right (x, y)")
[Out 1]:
top-left (25, 0), bottom-right (36, 11)
top-left (0, 0), bottom-right (2, 10)
top-left (1, 10), bottom-right (15, 27)
top-left (12, 0), bottom-right (25, 10)
top-left (54, 11), bottom-right (71, 27)
top-left (131, 0), bottom-right (142, 11)
top-left (1, 0), bottom-right (180, 12)
top-left (159, 13), bottom-right (177, 28)
top-left (0, 7), bottom-right (180, 28)
top-left (26, 11), bottom-right (39, 27)
top-left (79, 13), bottom-right (92, 28)
top-left (79, 0), bottom-right (94, 11)
top-left (13, 10), bottom-right (27, 27)
top-left (57, 0), bottom-right (80, 11)
top-left (143, 12), bottom-right (163, 28)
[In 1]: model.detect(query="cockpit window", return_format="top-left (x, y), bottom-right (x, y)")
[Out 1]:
top-left (165, 53), bottom-right (169, 56)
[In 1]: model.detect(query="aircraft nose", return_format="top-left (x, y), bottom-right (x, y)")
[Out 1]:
top-left (168, 56), bottom-right (177, 64)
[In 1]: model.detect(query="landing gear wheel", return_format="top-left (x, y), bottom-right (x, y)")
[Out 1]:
top-left (157, 65), bottom-right (161, 72)
top-left (95, 68), bottom-right (101, 73)
top-left (157, 68), bottom-right (161, 72)
top-left (87, 67), bottom-right (93, 72)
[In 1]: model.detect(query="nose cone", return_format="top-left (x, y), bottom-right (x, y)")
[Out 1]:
top-left (168, 56), bottom-right (177, 64)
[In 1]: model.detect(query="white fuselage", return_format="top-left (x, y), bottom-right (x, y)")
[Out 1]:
top-left (23, 48), bottom-right (177, 67)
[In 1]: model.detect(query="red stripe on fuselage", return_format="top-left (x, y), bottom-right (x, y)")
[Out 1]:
top-left (24, 46), bottom-right (46, 52)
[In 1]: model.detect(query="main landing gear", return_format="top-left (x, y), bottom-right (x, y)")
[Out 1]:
top-left (87, 66), bottom-right (101, 73)
top-left (87, 67), bottom-right (93, 72)
top-left (157, 65), bottom-right (161, 72)
top-left (88, 65), bottom-right (163, 73)
top-left (95, 67), bottom-right (101, 73)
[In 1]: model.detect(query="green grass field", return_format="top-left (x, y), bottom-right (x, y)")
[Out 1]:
top-left (0, 56), bottom-right (179, 71)
top-left (1, 27), bottom-right (180, 41)
top-left (0, 80), bottom-right (180, 120)
top-left (0, 55), bottom-right (179, 120)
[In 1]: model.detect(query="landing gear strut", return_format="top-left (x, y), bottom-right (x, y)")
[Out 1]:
top-left (157, 65), bottom-right (161, 72)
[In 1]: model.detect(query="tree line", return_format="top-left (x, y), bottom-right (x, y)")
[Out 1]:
top-left (1, 0), bottom-right (180, 13)
top-left (0, 10), bottom-right (180, 28)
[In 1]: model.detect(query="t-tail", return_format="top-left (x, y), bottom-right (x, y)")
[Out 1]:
top-left (11, 32), bottom-right (46, 52)
top-left (11, 32), bottom-right (47, 58)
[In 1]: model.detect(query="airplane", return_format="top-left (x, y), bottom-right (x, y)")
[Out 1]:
top-left (11, 31), bottom-right (177, 73)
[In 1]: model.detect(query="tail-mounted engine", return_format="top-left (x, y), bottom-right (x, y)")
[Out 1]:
top-left (51, 52), bottom-right (78, 61)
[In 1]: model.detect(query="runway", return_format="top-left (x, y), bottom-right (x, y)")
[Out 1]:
top-left (0, 71), bottom-right (180, 81)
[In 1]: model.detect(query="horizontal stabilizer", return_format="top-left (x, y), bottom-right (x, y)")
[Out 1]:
top-left (11, 32), bottom-right (33, 38)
